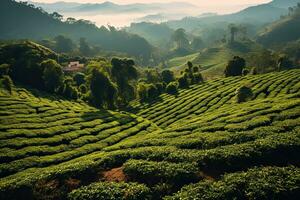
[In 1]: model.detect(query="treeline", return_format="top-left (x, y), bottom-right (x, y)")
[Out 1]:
top-left (0, 0), bottom-right (154, 65)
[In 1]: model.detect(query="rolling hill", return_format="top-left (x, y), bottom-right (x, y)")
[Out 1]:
top-left (0, 0), bottom-right (153, 62)
top-left (1, 69), bottom-right (300, 199)
top-left (257, 7), bottom-right (300, 47)
top-left (167, 41), bottom-right (264, 79)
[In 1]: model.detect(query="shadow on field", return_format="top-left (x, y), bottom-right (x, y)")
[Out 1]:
top-left (80, 109), bottom-right (138, 124)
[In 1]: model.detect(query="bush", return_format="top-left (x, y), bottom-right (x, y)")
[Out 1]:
top-left (224, 56), bottom-right (246, 77)
top-left (0, 64), bottom-right (10, 76)
top-left (178, 75), bottom-right (189, 89)
top-left (68, 182), bottom-right (151, 200)
top-left (242, 69), bottom-right (249, 76)
top-left (161, 70), bottom-right (175, 84)
top-left (147, 84), bottom-right (159, 99)
top-left (166, 82), bottom-right (178, 95)
top-left (166, 166), bottom-right (300, 200)
top-left (73, 73), bottom-right (86, 86)
top-left (235, 86), bottom-right (253, 103)
top-left (193, 72), bottom-right (204, 84)
top-left (123, 159), bottom-right (199, 185)
top-left (1, 75), bottom-right (13, 93)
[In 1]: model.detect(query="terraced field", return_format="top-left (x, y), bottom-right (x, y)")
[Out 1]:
top-left (1, 69), bottom-right (300, 200)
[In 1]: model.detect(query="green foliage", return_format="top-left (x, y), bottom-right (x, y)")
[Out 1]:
top-left (166, 82), bottom-right (178, 95)
top-left (236, 85), bottom-right (253, 103)
top-left (123, 159), bottom-right (199, 185)
top-left (178, 75), bottom-right (189, 89)
top-left (224, 56), bottom-right (246, 77)
top-left (0, 64), bottom-right (10, 76)
top-left (90, 68), bottom-right (117, 109)
top-left (0, 0), bottom-right (155, 63)
top-left (0, 41), bottom-right (58, 89)
top-left (73, 73), bottom-right (86, 87)
top-left (41, 59), bottom-right (64, 92)
top-left (1, 75), bottom-right (13, 94)
top-left (161, 70), bottom-right (175, 84)
top-left (111, 58), bottom-right (138, 105)
top-left (166, 166), bottom-right (300, 200)
top-left (54, 35), bottom-right (76, 53)
top-left (68, 182), bottom-right (151, 200)
top-left (278, 55), bottom-right (294, 71)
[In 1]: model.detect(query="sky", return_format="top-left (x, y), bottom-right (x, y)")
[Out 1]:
top-left (27, 0), bottom-right (273, 27)
top-left (29, 0), bottom-right (272, 7)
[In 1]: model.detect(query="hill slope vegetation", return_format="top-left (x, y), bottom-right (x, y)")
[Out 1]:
top-left (0, 69), bottom-right (299, 199)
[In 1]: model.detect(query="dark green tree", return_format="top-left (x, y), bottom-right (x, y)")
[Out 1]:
top-left (41, 59), bottom-right (64, 92)
top-left (236, 86), bottom-right (253, 103)
top-left (90, 69), bottom-right (117, 109)
top-left (166, 82), bottom-right (178, 95)
top-left (54, 35), bottom-right (75, 53)
top-left (224, 56), bottom-right (246, 77)
top-left (161, 69), bottom-right (175, 84)
top-left (79, 38), bottom-right (93, 56)
top-left (278, 56), bottom-right (293, 71)
top-left (73, 72), bottom-right (86, 86)
top-left (0, 64), bottom-right (10, 77)
top-left (111, 58), bottom-right (138, 105)
top-left (1, 75), bottom-right (13, 94)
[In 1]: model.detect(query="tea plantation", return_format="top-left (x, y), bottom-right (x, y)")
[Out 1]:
top-left (1, 69), bottom-right (300, 199)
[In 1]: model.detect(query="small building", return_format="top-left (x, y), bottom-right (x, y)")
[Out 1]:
top-left (63, 61), bottom-right (84, 73)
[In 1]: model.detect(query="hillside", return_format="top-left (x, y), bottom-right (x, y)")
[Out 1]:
top-left (257, 8), bottom-right (300, 47)
top-left (166, 0), bottom-right (293, 32)
top-left (0, 0), bottom-right (153, 62)
top-left (1, 69), bottom-right (300, 199)
top-left (167, 41), bottom-right (263, 79)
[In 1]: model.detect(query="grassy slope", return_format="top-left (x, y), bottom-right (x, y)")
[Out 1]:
top-left (168, 41), bottom-right (262, 79)
top-left (1, 69), bottom-right (300, 199)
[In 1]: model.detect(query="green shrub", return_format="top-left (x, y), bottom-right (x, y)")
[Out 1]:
top-left (166, 82), bottom-right (178, 95)
top-left (123, 159), bottom-right (199, 185)
top-left (235, 86), bottom-right (253, 103)
top-left (1, 75), bottom-right (13, 93)
top-left (68, 182), bottom-right (151, 200)
top-left (166, 166), bottom-right (300, 200)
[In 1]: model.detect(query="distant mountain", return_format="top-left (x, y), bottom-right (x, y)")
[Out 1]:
top-left (166, 0), bottom-right (295, 31)
top-left (257, 6), bottom-right (300, 47)
top-left (31, 1), bottom-right (196, 14)
top-left (0, 0), bottom-right (154, 63)
top-left (270, 0), bottom-right (300, 8)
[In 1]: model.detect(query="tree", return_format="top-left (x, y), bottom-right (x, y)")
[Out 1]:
top-left (50, 12), bottom-right (63, 21)
top-left (41, 59), bottom-right (64, 92)
top-left (1, 75), bottom-right (13, 94)
top-left (171, 28), bottom-right (189, 49)
top-left (224, 56), bottom-right (246, 77)
top-left (178, 75), bottom-right (189, 89)
top-left (228, 24), bottom-right (239, 43)
top-left (54, 35), bottom-right (75, 53)
top-left (73, 72), bottom-right (86, 86)
top-left (90, 69), bottom-right (117, 109)
top-left (235, 86), bottom-right (253, 103)
top-left (278, 56), bottom-right (293, 71)
top-left (161, 70), bottom-right (175, 84)
top-left (193, 73), bottom-right (204, 84)
top-left (137, 82), bottom-right (148, 102)
top-left (0, 64), bottom-right (10, 77)
top-left (79, 38), bottom-right (93, 56)
top-left (166, 82), bottom-right (178, 95)
top-left (242, 69), bottom-right (249, 76)
top-left (111, 58), bottom-right (138, 105)
top-left (147, 84), bottom-right (159, 100)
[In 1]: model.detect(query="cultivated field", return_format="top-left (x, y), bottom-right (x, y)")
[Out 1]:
top-left (1, 69), bottom-right (300, 199)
